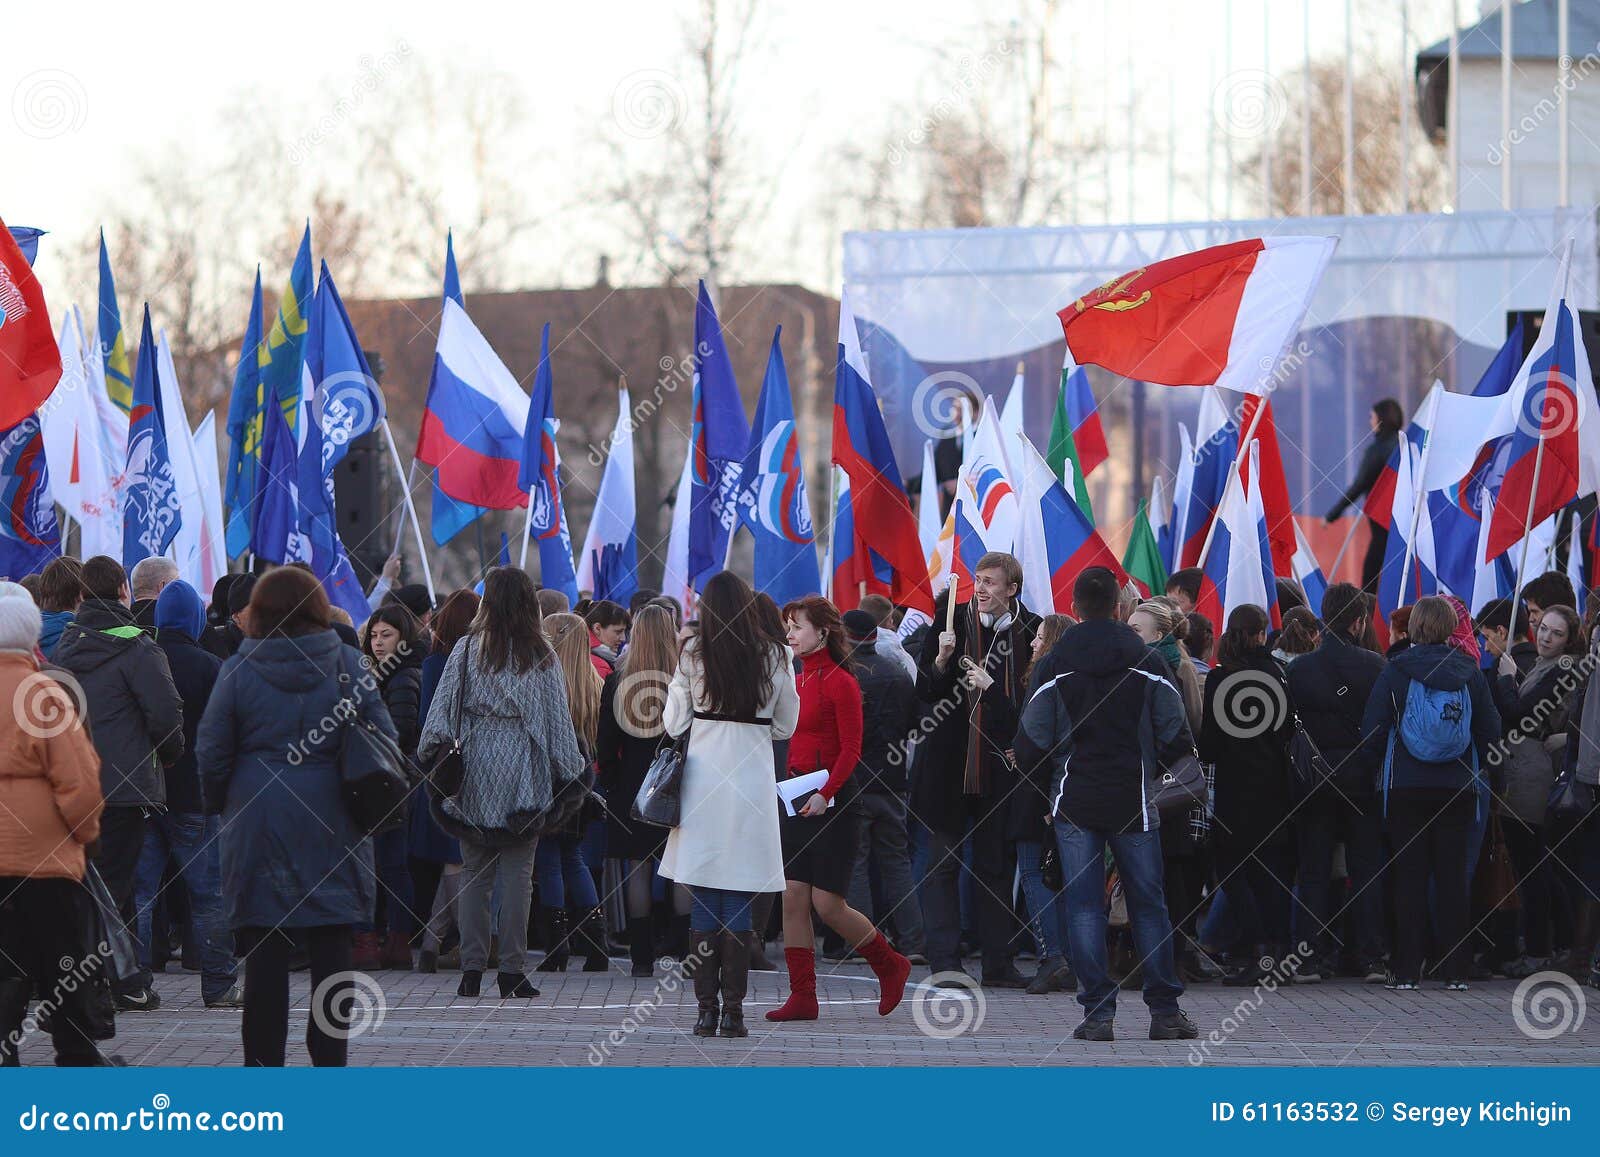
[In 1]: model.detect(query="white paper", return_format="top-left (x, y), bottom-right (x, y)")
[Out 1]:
top-left (777, 770), bottom-right (834, 816)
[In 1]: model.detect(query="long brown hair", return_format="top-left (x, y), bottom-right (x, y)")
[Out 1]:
top-left (694, 571), bottom-right (776, 718)
top-left (614, 605), bottom-right (679, 737)
top-left (431, 589), bottom-right (481, 657)
top-left (782, 594), bottom-right (850, 666)
top-left (546, 612), bottom-right (603, 748)
top-left (1216, 604), bottom-right (1270, 669)
top-left (472, 567), bottom-right (552, 674)
top-left (1025, 612), bottom-right (1074, 687)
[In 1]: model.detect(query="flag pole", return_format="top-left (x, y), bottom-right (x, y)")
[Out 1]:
top-left (1195, 395), bottom-right (1270, 569)
top-left (1396, 390), bottom-right (1439, 600)
top-left (378, 418), bottom-right (435, 603)
top-left (392, 462), bottom-right (416, 557)
top-left (519, 487), bottom-right (536, 570)
top-left (1513, 433), bottom-right (1549, 614)
top-left (1326, 511), bottom-right (1364, 578)
top-left (824, 465), bottom-right (839, 601)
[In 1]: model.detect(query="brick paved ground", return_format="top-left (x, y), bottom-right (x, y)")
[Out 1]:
top-left (21, 958), bottom-right (1599, 1067)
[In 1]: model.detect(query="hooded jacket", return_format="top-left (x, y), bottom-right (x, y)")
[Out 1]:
top-left (38, 609), bottom-right (73, 659)
top-left (1014, 617), bottom-right (1194, 834)
top-left (53, 598), bottom-right (184, 808)
top-left (154, 582), bottom-right (223, 816)
top-left (1359, 642), bottom-right (1501, 798)
top-left (1286, 630), bottom-right (1387, 795)
top-left (197, 629), bottom-right (395, 929)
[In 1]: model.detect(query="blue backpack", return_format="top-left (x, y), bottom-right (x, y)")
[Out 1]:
top-left (1381, 678), bottom-right (1479, 816)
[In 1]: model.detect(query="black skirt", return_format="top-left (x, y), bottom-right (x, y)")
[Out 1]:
top-left (779, 790), bottom-right (859, 896)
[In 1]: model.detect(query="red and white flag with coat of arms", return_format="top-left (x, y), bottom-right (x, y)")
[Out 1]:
top-left (0, 218), bottom-right (61, 429)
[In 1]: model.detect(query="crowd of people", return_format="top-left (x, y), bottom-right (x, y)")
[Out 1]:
top-left (2, 539), bottom-right (1599, 1064)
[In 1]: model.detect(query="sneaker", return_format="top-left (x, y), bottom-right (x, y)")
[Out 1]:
top-left (1072, 1018), bottom-right (1114, 1042)
top-left (1501, 955), bottom-right (1549, 979)
top-left (1384, 975), bottom-right (1418, 991)
top-left (114, 987), bottom-right (161, 1012)
top-left (1149, 1011), bottom-right (1199, 1040)
top-left (1443, 980), bottom-right (1469, 992)
top-left (1291, 958), bottom-right (1324, 984)
top-left (204, 984), bottom-right (245, 1009)
top-left (930, 970), bottom-right (975, 989)
top-left (1360, 962), bottom-right (1387, 984)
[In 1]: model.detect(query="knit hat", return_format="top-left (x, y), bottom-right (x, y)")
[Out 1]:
top-left (0, 580), bottom-right (42, 653)
top-left (1442, 594), bottom-right (1480, 660)
top-left (155, 579), bottom-right (207, 640)
top-left (227, 573), bottom-right (258, 617)
top-left (390, 583), bottom-right (434, 621)
top-left (842, 609), bottom-right (877, 642)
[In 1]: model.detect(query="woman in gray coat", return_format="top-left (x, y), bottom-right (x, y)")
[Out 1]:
top-left (417, 567), bottom-right (585, 1000)
top-left (197, 567), bottom-right (397, 1067)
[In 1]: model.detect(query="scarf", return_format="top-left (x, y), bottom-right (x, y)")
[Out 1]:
top-left (1151, 634), bottom-right (1184, 677)
top-left (962, 601), bottom-right (1020, 796)
top-left (1443, 594), bottom-right (1480, 660)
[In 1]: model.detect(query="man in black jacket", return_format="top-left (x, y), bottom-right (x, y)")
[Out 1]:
top-left (912, 552), bottom-right (1039, 987)
top-left (1015, 567), bottom-right (1197, 1042)
top-left (1284, 582), bottom-right (1388, 982)
top-left (54, 555), bottom-right (185, 1011)
top-left (839, 610), bottom-right (925, 961)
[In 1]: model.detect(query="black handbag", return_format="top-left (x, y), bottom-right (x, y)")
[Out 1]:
top-left (1548, 765), bottom-right (1597, 822)
top-left (1149, 750), bottom-right (1208, 815)
top-left (632, 728), bottom-right (688, 829)
top-left (1287, 716), bottom-right (1335, 801)
top-left (337, 652), bottom-right (415, 835)
top-left (425, 639), bottom-right (470, 798)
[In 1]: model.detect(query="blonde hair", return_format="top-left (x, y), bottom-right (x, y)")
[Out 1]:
top-left (1134, 596), bottom-right (1189, 642)
top-left (545, 612), bottom-right (602, 748)
top-left (614, 605), bottom-right (679, 737)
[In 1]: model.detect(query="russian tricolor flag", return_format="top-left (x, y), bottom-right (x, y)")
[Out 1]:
top-left (1179, 387), bottom-right (1238, 569)
top-left (1063, 363), bottom-right (1107, 477)
top-left (1015, 434), bottom-right (1123, 613)
top-left (1195, 448), bottom-right (1271, 633)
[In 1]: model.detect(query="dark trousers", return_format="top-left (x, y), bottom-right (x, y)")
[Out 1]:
top-left (1388, 791), bottom-right (1476, 983)
top-left (93, 806), bottom-right (152, 994)
top-left (920, 806), bottom-right (1016, 975)
top-left (235, 925), bottom-right (353, 1067)
top-left (1361, 520), bottom-right (1387, 595)
top-left (1213, 832), bottom-right (1296, 951)
top-left (1296, 790), bottom-right (1387, 964)
top-left (0, 877), bottom-right (103, 1065)
top-left (1502, 815), bottom-right (1561, 958)
top-left (359, 827), bottom-right (415, 938)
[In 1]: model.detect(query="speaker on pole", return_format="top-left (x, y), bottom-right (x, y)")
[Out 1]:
top-left (331, 350), bottom-right (392, 586)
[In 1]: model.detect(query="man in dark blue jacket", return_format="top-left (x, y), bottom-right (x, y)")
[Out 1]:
top-left (138, 580), bottom-right (240, 1008)
top-left (1285, 582), bottom-right (1387, 981)
top-left (1359, 596), bottom-right (1500, 989)
top-left (1015, 567), bottom-right (1197, 1042)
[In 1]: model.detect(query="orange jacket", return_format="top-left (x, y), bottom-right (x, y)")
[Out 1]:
top-left (0, 653), bottom-right (103, 880)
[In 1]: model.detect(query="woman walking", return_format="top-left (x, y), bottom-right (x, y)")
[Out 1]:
top-left (535, 613), bottom-right (609, 973)
top-left (1325, 398), bottom-right (1404, 594)
top-left (596, 604), bottom-right (679, 976)
top-left (417, 568), bottom-right (586, 1000)
top-left (660, 572), bottom-right (799, 1037)
top-left (198, 567), bottom-right (397, 1066)
top-left (767, 594), bottom-right (912, 1024)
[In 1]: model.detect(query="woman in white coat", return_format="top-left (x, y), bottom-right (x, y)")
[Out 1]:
top-left (660, 571), bottom-right (799, 1038)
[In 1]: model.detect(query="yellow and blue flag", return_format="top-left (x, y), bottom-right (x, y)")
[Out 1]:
top-left (223, 270), bottom-right (265, 559)
top-left (97, 232), bottom-right (132, 415)
top-left (261, 225), bottom-right (313, 436)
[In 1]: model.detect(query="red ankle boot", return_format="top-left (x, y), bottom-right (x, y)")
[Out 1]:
top-left (858, 932), bottom-right (911, 1015)
top-left (764, 948), bottom-right (818, 1022)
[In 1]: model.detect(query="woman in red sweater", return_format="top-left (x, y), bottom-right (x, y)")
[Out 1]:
top-left (767, 595), bottom-right (911, 1021)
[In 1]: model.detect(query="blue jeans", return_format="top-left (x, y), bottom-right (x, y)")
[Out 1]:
top-left (133, 812), bottom-right (237, 1001)
top-left (536, 836), bottom-right (599, 909)
top-left (688, 887), bottom-right (754, 932)
top-left (1015, 839), bottom-right (1071, 962)
top-left (1056, 819), bottom-right (1183, 1022)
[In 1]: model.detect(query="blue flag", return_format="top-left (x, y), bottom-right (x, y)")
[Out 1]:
top-left (733, 327), bottom-right (819, 605)
top-left (688, 281), bottom-right (750, 589)
top-left (6, 227), bottom-right (42, 266)
top-left (429, 232), bottom-right (488, 545)
top-left (307, 261), bottom-right (385, 474)
top-left (251, 383), bottom-right (302, 565)
top-left (0, 413), bottom-right (60, 578)
top-left (518, 323), bottom-right (577, 601)
top-left (223, 270), bottom-right (265, 559)
top-left (122, 307), bottom-right (181, 570)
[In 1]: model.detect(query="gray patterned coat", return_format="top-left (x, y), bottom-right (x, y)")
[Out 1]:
top-left (417, 636), bottom-right (584, 847)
